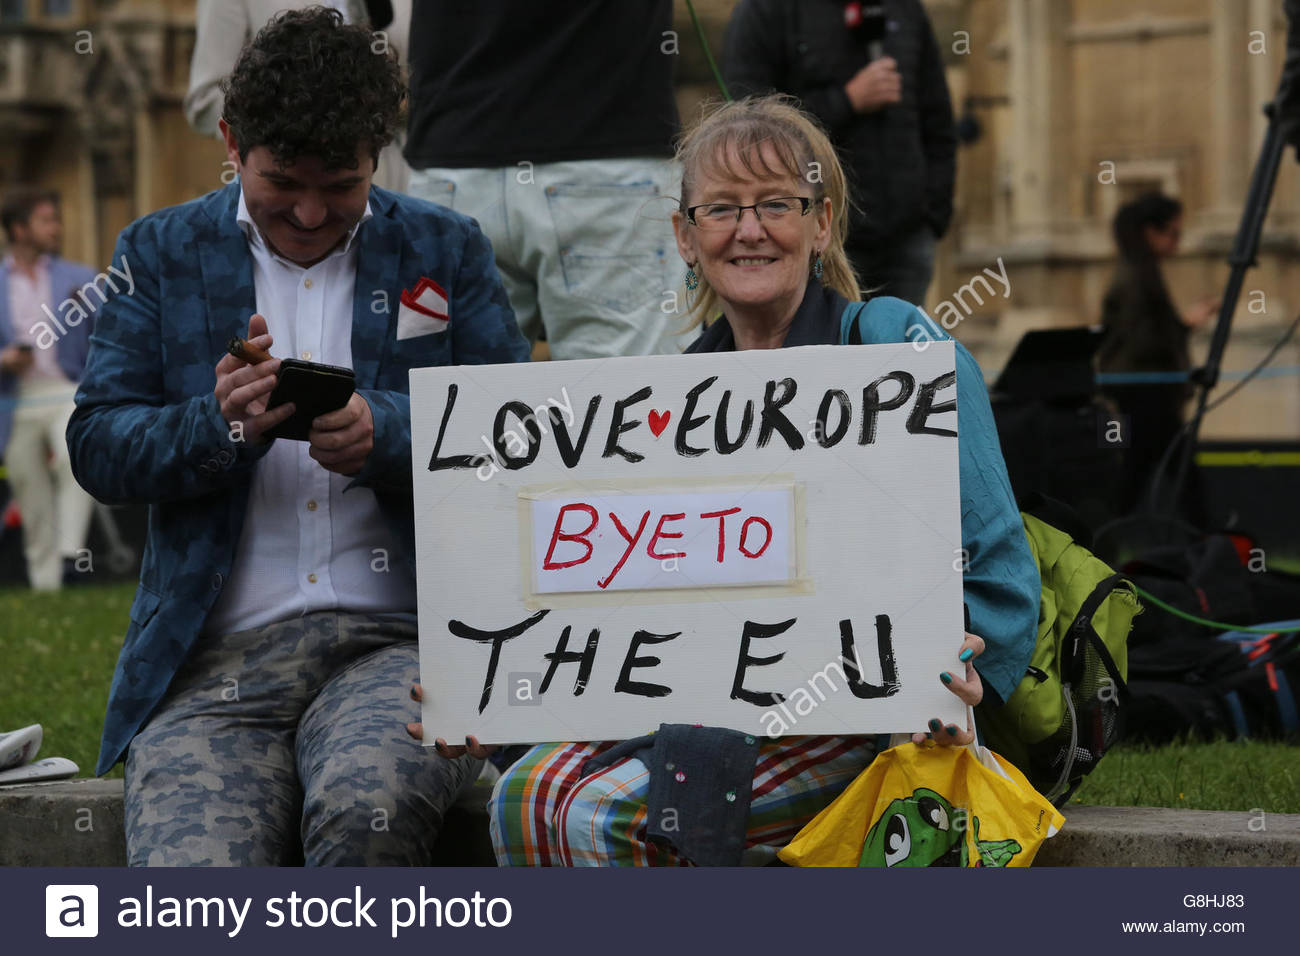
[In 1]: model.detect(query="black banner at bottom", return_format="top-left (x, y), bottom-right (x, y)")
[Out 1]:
top-left (5, 866), bottom-right (1283, 954)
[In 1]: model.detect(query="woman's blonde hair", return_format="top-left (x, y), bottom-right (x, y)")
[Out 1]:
top-left (675, 94), bottom-right (861, 329)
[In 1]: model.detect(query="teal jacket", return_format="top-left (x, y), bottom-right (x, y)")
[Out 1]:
top-left (67, 183), bottom-right (530, 773)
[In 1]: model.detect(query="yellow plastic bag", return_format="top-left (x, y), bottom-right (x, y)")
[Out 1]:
top-left (779, 741), bottom-right (1065, 867)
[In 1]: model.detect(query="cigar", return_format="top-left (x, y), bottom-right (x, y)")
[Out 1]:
top-left (227, 336), bottom-right (274, 364)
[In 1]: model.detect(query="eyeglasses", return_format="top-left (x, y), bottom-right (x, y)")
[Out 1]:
top-left (685, 196), bottom-right (813, 230)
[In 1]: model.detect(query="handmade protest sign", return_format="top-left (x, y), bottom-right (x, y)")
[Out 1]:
top-left (411, 342), bottom-right (965, 743)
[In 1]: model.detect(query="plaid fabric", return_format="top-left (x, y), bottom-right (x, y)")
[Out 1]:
top-left (488, 735), bottom-right (878, 866)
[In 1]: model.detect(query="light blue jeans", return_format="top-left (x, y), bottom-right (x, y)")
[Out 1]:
top-left (408, 158), bottom-right (687, 360)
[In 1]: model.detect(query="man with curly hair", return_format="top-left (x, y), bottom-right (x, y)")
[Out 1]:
top-left (184, 0), bottom-right (412, 191)
top-left (68, 6), bottom-right (530, 866)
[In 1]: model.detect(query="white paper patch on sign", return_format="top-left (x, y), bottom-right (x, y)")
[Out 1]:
top-left (528, 486), bottom-right (797, 595)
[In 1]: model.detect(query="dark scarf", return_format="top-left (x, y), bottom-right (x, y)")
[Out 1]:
top-left (685, 282), bottom-right (851, 353)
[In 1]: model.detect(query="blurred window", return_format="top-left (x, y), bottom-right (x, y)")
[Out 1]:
top-left (43, 0), bottom-right (71, 16)
top-left (0, 0), bottom-right (25, 24)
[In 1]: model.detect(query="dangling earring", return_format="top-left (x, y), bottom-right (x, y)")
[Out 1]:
top-left (685, 264), bottom-right (700, 290)
top-left (812, 252), bottom-right (824, 280)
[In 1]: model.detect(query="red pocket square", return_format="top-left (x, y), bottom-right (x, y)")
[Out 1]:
top-left (400, 288), bottom-right (444, 319)
top-left (403, 277), bottom-right (449, 320)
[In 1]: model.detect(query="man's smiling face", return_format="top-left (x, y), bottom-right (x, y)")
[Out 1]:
top-left (221, 120), bottom-right (373, 267)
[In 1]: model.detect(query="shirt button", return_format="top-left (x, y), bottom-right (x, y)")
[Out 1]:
top-left (301, 350), bottom-right (312, 360)
top-left (304, 278), bottom-right (313, 289)
top-left (306, 500), bottom-right (317, 512)
top-left (307, 573), bottom-right (318, 584)
top-left (211, 573), bottom-right (223, 590)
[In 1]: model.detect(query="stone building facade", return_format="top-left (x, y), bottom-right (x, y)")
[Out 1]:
top-left (0, 0), bottom-right (227, 268)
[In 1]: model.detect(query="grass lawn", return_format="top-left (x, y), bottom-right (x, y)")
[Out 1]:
top-left (0, 581), bottom-right (135, 779)
top-left (2, 581), bottom-right (1298, 813)
top-left (1073, 739), bottom-right (1300, 814)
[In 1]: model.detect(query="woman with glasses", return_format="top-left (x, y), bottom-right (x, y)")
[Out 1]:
top-left (417, 96), bottom-right (1038, 867)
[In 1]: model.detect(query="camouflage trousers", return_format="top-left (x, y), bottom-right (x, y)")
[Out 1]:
top-left (124, 611), bottom-right (479, 866)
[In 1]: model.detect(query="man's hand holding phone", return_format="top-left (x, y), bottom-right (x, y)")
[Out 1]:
top-left (214, 313), bottom-right (295, 444)
top-left (217, 313), bottom-right (365, 470)
top-left (308, 393), bottom-right (374, 476)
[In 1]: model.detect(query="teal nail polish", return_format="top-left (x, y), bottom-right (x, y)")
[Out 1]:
top-left (946, 725), bottom-right (958, 736)
top-left (928, 718), bottom-right (941, 732)
top-left (959, 648), bottom-right (974, 662)
top-left (940, 671), bottom-right (953, 685)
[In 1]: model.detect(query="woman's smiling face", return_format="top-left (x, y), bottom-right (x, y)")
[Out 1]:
top-left (674, 141), bottom-right (831, 320)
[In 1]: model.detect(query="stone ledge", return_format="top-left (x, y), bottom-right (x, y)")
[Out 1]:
top-left (3, 780), bottom-right (1298, 867)
top-left (0, 779), bottom-right (126, 867)
top-left (1036, 805), bottom-right (1300, 867)
top-left (0, 779), bottom-right (495, 867)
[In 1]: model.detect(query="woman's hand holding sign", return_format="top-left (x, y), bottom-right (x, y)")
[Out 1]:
top-left (912, 632), bottom-right (986, 748)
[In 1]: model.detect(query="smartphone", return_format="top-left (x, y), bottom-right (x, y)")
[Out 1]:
top-left (264, 358), bottom-right (356, 442)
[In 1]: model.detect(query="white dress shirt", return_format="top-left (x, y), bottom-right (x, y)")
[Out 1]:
top-left (204, 190), bottom-right (414, 636)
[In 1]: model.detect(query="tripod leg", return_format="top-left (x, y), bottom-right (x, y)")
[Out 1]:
top-left (1160, 105), bottom-right (1300, 515)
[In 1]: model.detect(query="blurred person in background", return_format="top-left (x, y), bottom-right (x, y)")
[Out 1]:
top-left (186, 0), bottom-right (412, 191)
top-left (722, 0), bottom-right (956, 306)
top-left (1097, 192), bottom-right (1218, 515)
top-left (0, 187), bottom-right (97, 590)
top-left (403, 0), bottom-right (685, 360)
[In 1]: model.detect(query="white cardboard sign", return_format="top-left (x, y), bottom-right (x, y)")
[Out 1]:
top-left (411, 343), bottom-right (965, 743)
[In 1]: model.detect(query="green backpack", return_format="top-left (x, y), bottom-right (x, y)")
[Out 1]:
top-left (977, 502), bottom-right (1142, 806)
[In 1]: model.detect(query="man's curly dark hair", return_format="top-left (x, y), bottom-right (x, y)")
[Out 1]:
top-left (221, 5), bottom-right (404, 171)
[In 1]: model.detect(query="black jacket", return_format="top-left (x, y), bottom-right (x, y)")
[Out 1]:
top-left (684, 282), bottom-right (849, 353)
top-left (722, 0), bottom-right (956, 247)
top-left (405, 0), bottom-right (679, 167)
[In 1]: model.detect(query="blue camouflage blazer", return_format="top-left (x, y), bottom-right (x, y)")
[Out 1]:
top-left (67, 182), bottom-right (530, 774)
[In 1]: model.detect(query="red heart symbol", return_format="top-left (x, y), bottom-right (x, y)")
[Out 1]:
top-left (648, 409), bottom-right (671, 437)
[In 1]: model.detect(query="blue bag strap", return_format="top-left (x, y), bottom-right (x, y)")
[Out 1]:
top-left (1274, 669), bottom-right (1299, 735)
top-left (840, 296), bottom-right (946, 348)
top-left (1222, 690), bottom-right (1251, 739)
top-left (839, 299), bottom-right (871, 345)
